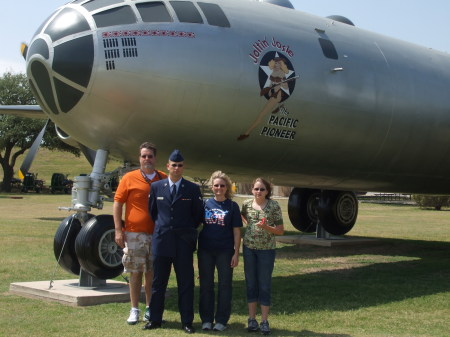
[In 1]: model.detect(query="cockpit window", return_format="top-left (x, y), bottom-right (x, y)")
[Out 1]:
top-left (197, 2), bottom-right (230, 27)
top-left (170, 1), bottom-right (203, 24)
top-left (93, 6), bottom-right (137, 28)
top-left (136, 2), bottom-right (173, 22)
top-left (318, 38), bottom-right (338, 60)
top-left (83, 0), bottom-right (124, 12)
top-left (33, 11), bottom-right (57, 39)
top-left (44, 8), bottom-right (91, 42)
top-left (27, 39), bottom-right (49, 60)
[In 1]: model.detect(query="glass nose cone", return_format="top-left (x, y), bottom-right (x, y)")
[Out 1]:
top-left (27, 6), bottom-right (93, 114)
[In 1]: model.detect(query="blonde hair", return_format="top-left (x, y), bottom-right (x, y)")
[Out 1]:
top-left (208, 170), bottom-right (233, 199)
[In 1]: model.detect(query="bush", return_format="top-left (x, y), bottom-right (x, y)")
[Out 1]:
top-left (413, 194), bottom-right (450, 210)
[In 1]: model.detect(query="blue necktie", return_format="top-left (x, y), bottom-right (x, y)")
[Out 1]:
top-left (171, 184), bottom-right (177, 200)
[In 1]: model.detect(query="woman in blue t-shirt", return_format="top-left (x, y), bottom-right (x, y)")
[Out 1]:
top-left (198, 171), bottom-right (243, 332)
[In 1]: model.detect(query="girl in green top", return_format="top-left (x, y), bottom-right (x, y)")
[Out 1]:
top-left (241, 177), bottom-right (284, 335)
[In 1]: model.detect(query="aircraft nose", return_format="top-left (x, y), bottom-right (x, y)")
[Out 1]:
top-left (26, 6), bottom-right (94, 115)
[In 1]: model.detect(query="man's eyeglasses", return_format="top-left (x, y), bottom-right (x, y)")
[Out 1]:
top-left (141, 155), bottom-right (154, 159)
top-left (213, 184), bottom-right (226, 188)
top-left (170, 163), bottom-right (184, 167)
top-left (253, 187), bottom-right (266, 191)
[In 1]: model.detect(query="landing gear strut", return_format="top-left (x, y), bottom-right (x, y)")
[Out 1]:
top-left (54, 149), bottom-right (123, 287)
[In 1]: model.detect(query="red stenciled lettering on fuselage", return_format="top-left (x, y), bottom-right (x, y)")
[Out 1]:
top-left (271, 37), bottom-right (294, 57)
top-left (249, 37), bottom-right (270, 64)
top-left (249, 37), bottom-right (294, 64)
top-left (102, 30), bottom-right (196, 38)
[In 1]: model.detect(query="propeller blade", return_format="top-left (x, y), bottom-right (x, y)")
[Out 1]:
top-left (19, 119), bottom-right (49, 180)
top-left (21, 43), bottom-right (28, 60)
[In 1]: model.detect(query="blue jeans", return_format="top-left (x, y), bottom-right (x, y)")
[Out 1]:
top-left (243, 245), bottom-right (275, 306)
top-left (197, 248), bottom-right (234, 325)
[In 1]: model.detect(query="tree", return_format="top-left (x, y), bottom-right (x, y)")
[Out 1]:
top-left (0, 72), bottom-right (80, 192)
top-left (413, 194), bottom-right (450, 210)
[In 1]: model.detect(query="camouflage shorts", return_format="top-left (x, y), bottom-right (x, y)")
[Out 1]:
top-left (122, 232), bottom-right (153, 273)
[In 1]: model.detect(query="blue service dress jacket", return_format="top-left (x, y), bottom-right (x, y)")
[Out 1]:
top-left (149, 177), bottom-right (203, 257)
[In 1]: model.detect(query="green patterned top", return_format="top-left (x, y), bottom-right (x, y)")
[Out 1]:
top-left (241, 198), bottom-right (283, 250)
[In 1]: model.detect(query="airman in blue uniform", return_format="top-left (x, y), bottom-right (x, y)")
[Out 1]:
top-left (144, 149), bottom-right (203, 334)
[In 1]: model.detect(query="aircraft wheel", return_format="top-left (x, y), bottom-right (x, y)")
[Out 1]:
top-left (53, 215), bottom-right (82, 275)
top-left (318, 190), bottom-right (358, 235)
top-left (288, 188), bottom-right (321, 232)
top-left (75, 215), bottom-right (123, 279)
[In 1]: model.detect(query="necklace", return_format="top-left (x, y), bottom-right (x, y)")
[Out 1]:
top-left (140, 169), bottom-right (156, 186)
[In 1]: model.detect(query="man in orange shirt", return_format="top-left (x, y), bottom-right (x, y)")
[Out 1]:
top-left (114, 142), bottom-right (167, 325)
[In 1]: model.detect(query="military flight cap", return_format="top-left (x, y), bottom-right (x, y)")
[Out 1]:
top-left (169, 149), bottom-right (184, 162)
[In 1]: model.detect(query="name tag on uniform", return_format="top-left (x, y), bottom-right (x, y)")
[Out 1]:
top-left (157, 197), bottom-right (164, 200)
top-left (182, 198), bottom-right (192, 201)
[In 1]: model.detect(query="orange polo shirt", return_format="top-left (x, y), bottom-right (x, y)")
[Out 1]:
top-left (114, 169), bottom-right (167, 234)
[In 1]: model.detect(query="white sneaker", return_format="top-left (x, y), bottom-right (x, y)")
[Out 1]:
top-left (213, 322), bottom-right (227, 331)
top-left (127, 308), bottom-right (140, 325)
top-left (202, 322), bottom-right (212, 330)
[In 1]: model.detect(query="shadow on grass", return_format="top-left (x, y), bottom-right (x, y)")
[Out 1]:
top-left (269, 238), bottom-right (450, 313)
top-left (161, 237), bottom-right (450, 320)
top-left (136, 320), bottom-right (347, 337)
top-left (297, 332), bottom-right (351, 337)
top-left (148, 320), bottom-right (351, 336)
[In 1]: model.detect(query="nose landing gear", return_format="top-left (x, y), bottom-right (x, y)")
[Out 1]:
top-left (53, 149), bottom-right (123, 287)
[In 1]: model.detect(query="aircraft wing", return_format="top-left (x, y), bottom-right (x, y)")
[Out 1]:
top-left (0, 105), bottom-right (47, 119)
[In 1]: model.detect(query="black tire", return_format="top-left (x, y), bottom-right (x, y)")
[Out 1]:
top-left (53, 215), bottom-right (82, 275)
top-left (288, 188), bottom-right (321, 232)
top-left (317, 190), bottom-right (358, 235)
top-left (75, 215), bottom-right (123, 279)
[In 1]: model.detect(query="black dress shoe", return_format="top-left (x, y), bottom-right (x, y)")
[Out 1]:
top-left (143, 321), bottom-right (161, 330)
top-left (182, 323), bottom-right (195, 334)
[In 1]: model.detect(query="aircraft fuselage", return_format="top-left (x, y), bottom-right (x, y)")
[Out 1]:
top-left (25, 0), bottom-right (450, 193)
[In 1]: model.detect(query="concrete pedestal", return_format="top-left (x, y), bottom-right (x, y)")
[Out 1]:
top-left (9, 279), bottom-right (133, 306)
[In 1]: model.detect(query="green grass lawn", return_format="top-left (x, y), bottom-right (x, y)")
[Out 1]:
top-left (0, 194), bottom-right (449, 337)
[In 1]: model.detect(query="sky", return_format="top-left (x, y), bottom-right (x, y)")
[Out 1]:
top-left (1, 0), bottom-right (450, 75)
